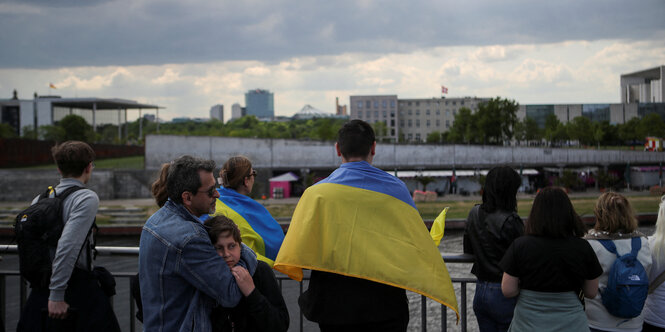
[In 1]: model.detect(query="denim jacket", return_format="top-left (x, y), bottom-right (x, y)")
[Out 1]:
top-left (139, 200), bottom-right (258, 332)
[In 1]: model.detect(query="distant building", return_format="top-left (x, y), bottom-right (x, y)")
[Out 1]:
top-left (0, 93), bottom-right (161, 137)
top-left (517, 102), bottom-right (665, 128)
top-left (231, 103), bottom-right (245, 120)
top-left (292, 105), bottom-right (331, 120)
top-left (350, 94), bottom-right (487, 143)
top-left (621, 65), bottom-right (664, 103)
top-left (245, 89), bottom-right (274, 120)
top-left (336, 97), bottom-right (347, 116)
top-left (210, 104), bottom-right (224, 122)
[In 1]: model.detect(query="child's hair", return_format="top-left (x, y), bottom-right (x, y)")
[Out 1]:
top-left (219, 156), bottom-right (252, 190)
top-left (593, 192), bottom-right (638, 233)
top-left (204, 215), bottom-right (242, 245)
top-left (151, 163), bottom-right (170, 207)
top-left (651, 195), bottom-right (665, 264)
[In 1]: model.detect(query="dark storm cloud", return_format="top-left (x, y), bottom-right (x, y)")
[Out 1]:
top-left (1, 0), bottom-right (663, 69)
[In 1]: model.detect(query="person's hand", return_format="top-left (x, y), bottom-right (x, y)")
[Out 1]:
top-left (48, 300), bottom-right (69, 319)
top-left (231, 266), bottom-right (255, 297)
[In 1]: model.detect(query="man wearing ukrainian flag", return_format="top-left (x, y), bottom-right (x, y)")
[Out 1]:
top-left (274, 120), bottom-right (458, 331)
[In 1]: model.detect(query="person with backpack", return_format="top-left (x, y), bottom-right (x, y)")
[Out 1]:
top-left (16, 140), bottom-right (120, 332)
top-left (584, 192), bottom-right (652, 332)
top-left (642, 195), bottom-right (665, 332)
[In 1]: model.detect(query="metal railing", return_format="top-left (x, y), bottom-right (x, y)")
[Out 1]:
top-left (0, 245), bottom-right (476, 332)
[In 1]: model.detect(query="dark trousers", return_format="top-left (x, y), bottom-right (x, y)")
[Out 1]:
top-left (17, 269), bottom-right (120, 332)
top-left (473, 281), bottom-right (517, 332)
top-left (319, 317), bottom-right (409, 332)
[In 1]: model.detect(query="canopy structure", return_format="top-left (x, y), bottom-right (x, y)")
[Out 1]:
top-left (393, 169), bottom-right (539, 178)
top-left (269, 172), bottom-right (299, 182)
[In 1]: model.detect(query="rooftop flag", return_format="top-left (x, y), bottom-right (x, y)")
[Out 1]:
top-left (49, 83), bottom-right (57, 89)
top-left (441, 85), bottom-right (448, 94)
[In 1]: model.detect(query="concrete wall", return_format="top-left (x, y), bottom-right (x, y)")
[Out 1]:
top-left (0, 169), bottom-right (158, 201)
top-left (146, 135), bottom-right (665, 171)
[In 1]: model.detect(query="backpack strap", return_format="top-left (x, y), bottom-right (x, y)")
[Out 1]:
top-left (649, 269), bottom-right (665, 294)
top-left (598, 237), bottom-right (641, 257)
top-left (598, 239), bottom-right (618, 256)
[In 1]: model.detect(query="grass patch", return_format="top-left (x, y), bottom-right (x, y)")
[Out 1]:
top-left (264, 195), bottom-right (663, 220)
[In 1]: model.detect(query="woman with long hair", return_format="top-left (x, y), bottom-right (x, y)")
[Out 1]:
top-left (151, 163), bottom-right (170, 208)
top-left (584, 192), bottom-right (652, 331)
top-left (643, 195), bottom-right (665, 331)
top-left (463, 166), bottom-right (523, 332)
top-left (213, 156), bottom-right (284, 266)
top-left (500, 187), bottom-right (602, 331)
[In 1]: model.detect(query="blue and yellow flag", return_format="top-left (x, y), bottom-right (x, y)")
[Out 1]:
top-left (213, 187), bottom-right (285, 266)
top-left (274, 161), bottom-right (459, 319)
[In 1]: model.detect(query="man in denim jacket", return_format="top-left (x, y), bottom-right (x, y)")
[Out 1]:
top-left (139, 155), bottom-right (257, 332)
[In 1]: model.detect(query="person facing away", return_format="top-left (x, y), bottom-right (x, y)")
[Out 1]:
top-left (643, 195), bottom-right (665, 331)
top-left (463, 166), bottom-right (524, 332)
top-left (584, 192), bottom-right (652, 332)
top-left (212, 155), bottom-right (285, 266)
top-left (139, 155), bottom-right (258, 332)
top-left (500, 187), bottom-right (603, 332)
top-left (17, 140), bottom-right (120, 332)
top-left (205, 215), bottom-right (289, 332)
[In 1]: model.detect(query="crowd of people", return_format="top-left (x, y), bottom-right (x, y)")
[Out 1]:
top-left (13, 118), bottom-right (665, 332)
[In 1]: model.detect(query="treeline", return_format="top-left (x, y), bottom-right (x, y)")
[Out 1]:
top-left (0, 115), bottom-right (348, 144)
top-left (424, 97), bottom-right (665, 146)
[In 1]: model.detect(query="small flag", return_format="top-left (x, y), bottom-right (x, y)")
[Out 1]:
top-left (49, 83), bottom-right (57, 89)
top-left (430, 207), bottom-right (449, 246)
top-left (441, 85), bottom-right (448, 94)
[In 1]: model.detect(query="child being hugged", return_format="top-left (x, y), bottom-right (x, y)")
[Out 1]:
top-left (205, 216), bottom-right (289, 332)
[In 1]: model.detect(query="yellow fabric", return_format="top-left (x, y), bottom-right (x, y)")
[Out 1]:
top-left (430, 207), bottom-right (449, 246)
top-left (213, 200), bottom-right (274, 266)
top-left (274, 183), bottom-right (459, 319)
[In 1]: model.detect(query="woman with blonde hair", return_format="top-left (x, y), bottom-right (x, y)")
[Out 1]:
top-left (584, 192), bottom-right (652, 332)
top-left (213, 156), bottom-right (284, 266)
top-left (643, 195), bottom-right (665, 331)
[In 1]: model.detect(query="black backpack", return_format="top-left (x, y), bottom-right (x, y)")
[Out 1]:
top-left (14, 185), bottom-right (84, 288)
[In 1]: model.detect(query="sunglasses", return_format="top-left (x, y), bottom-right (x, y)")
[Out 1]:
top-left (196, 185), bottom-right (218, 197)
top-left (247, 170), bottom-right (257, 178)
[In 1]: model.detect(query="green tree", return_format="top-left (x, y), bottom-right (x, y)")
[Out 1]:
top-left (372, 121), bottom-right (389, 142)
top-left (567, 116), bottom-right (594, 145)
top-left (638, 113), bottom-right (665, 138)
top-left (21, 126), bottom-right (37, 139)
top-left (617, 117), bottom-right (642, 143)
top-left (0, 123), bottom-right (17, 138)
top-left (448, 107), bottom-right (477, 144)
top-left (475, 97), bottom-right (519, 144)
top-left (524, 117), bottom-right (541, 142)
top-left (39, 125), bottom-right (65, 141)
top-left (58, 114), bottom-right (94, 142)
top-left (426, 131), bottom-right (442, 143)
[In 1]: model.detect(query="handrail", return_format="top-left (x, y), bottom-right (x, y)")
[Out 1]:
top-left (0, 246), bottom-right (476, 332)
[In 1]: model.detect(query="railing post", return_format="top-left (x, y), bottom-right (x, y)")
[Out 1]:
top-left (0, 275), bottom-right (5, 330)
top-left (299, 280), bottom-right (303, 332)
top-left (129, 287), bottom-right (136, 332)
top-left (461, 281), bottom-right (467, 332)
top-left (441, 304), bottom-right (447, 332)
top-left (421, 295), bottom-right (427, 331)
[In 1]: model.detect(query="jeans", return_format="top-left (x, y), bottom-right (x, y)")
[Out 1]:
top-left (473, 281), bottom-right (517, 332)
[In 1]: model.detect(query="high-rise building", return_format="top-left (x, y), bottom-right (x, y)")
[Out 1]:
top-left (209, 104), bottom-right (223, 122)
top-left (245, 89), bottom-right (274, 120)
top-left (336, 97), bottom-right (347, 116)
top-left (231, 103), bottom-right (245, 120)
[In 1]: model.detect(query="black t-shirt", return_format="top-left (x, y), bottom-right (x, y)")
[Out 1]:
top-left (499, 235), bottom-right (602, 292)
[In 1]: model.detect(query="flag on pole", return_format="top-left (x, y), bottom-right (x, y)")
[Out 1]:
top-left (430, 207), bottom-right (449, 246)
top-left (49, 83), bottom-right (57, 89)
top-left (441, 85), bottom-right (448, 94)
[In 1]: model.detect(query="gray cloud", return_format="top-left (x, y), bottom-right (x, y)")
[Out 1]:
top-left (0, 0), bottom-right (663, 70)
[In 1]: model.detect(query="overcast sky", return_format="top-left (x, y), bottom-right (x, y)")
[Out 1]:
top-left (1, 0), bottom-right (664, 121)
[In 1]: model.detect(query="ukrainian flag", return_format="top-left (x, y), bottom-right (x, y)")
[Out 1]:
top-left (274, 161), bottom-right (459, 318)
top-left (213, 187), bottom-right (285, 266)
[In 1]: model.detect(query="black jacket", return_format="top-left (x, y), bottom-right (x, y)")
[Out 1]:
top-left (463, 204), bottom-right (524, 282)
top-left (211, 261), bottom-right (289, 332)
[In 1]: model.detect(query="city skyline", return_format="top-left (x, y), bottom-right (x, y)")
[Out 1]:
top-left (1, 0), bottom-right (664, 121)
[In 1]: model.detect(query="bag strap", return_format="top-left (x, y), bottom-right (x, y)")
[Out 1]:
top-left (598, 239), bottom-right (618, 256)
top-left (649, 269), bottom-right (665, 294)
top-left (629, 237), bottom-right (641, 256)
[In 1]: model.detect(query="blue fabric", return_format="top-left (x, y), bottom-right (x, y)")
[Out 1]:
top-left (139, 200), bottom-right (257, 332)
top-left (217, 187), bottom-right (285, 261)
top-left (473, 281), bottom-right (517, 332)
top-left (317, 161), bottom-right (416, 209)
